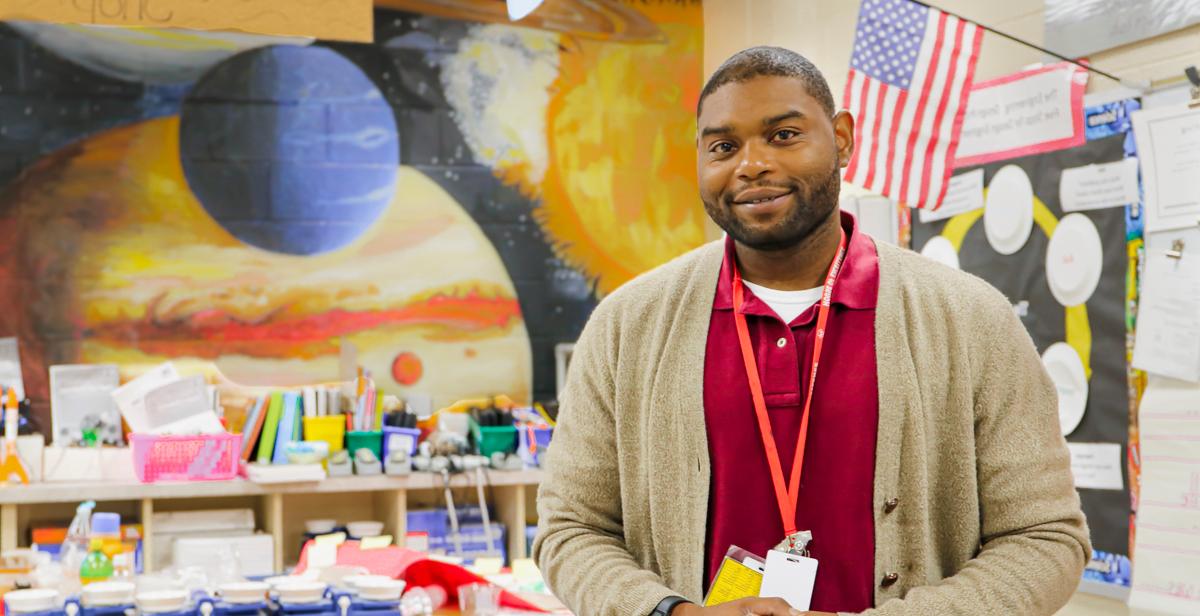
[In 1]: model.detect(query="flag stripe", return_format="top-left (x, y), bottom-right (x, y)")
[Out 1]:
top-left (885, 9), bottom-right (940, 200)
top-left (880, 89), bottom-right (909, 197)
top-left (845, 71), bottom-right (872, 182)
top-left (868, 84), bottom-right (900, 192)
top-left (905, 12), bottom-right (957, 206)
top-left (917, 17), bottom-right (966, 208)
top-left (862, 79), bottom-right (888, 189)
top-left (924, 22), bottom-right (978, 209)
top-left (897, 9), bottom-right (948, 206)
top-left (932, 25), bottom-right (985, 208)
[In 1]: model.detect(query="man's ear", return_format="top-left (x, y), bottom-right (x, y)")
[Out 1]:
top-left (832, 110), bottom-right (855, 169)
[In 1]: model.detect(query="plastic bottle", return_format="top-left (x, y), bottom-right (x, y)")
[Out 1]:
top-left (79, 538), bottom-right (113, 585)
top-left (399, 586), bottom-right (446, 616)
top-left (59, 500), bottom-right (96, 596)
top-left (91, 512), bottom-right (131, 580)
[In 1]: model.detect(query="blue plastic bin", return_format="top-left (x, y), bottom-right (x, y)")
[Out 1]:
top-left (381, 426), bottom-right (421, 458)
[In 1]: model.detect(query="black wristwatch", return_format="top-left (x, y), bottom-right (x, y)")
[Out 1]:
top-left (650, 596), bottom-right (691, 616)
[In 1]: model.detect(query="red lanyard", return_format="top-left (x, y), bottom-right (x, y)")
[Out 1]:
top-left (730, 229), bottom-right (847, 537)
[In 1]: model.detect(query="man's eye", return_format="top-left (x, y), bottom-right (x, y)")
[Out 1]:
top-left (773, 129), bottom-right (799, 141)
top-left (711, 142), bottom-right (735, 154)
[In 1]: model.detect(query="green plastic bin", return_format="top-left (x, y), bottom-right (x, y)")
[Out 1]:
top-left (346, 430), bottom-right (382, 459)
top-left (469, 418), bottom-right (517, 457)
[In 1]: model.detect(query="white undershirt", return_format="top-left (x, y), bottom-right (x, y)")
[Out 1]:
top-left (742, 280), bottom-right (823, 324)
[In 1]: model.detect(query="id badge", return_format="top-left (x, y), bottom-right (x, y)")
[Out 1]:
top-left (760, 549), bottom-right (819, 610)
top-left (703, 545), bottom-right (766, 607)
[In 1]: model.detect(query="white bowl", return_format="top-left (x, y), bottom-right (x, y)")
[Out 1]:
top-left (353, 577), bottom-right (405, 602)
top-left (342, 574), bottom-right (390, 587)
top-left (82, 581), bottom-right (135, 607)
top-left (4, 589), bottom-right (58, 613)
top-left (264, 575), bottom-right (310, 590)
top-left (218, 581), bottom-right (269, 604)
top-left (345, 521), bottom-right (384, 538)
top-left (275, 581), bottom-right (327, 605)
top-left (136, 589), bottom-right (188, 614)
top-left (304, 519), bottom-right (338, 535)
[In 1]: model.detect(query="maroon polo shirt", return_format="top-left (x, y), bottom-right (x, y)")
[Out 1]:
top-left (703, 211), bottom-right (879, 612)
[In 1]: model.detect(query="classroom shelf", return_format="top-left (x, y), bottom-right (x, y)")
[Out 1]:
top-left (0, 469), bottom-right (544, 574)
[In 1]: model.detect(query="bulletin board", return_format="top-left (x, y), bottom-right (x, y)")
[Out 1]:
top-left (912, 127), bottom-right (1133, 561)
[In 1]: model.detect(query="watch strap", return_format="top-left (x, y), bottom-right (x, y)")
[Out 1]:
top-left (650, 596), bottom-right (690, 616)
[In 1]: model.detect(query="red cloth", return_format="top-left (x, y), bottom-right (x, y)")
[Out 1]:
top-left (704, 212), bottom-right (879, 613)
top-left (293, 540), bottom-right (547, 612)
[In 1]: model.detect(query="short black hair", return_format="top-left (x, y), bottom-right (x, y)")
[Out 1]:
top-left (698, 46), bottom-right (837, 117)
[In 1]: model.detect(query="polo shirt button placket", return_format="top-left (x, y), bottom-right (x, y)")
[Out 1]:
top-left (881, 572), bottom-right (900, 587)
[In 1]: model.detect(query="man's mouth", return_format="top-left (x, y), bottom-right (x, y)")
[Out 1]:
top-left (730, 188), bottom-right (794, 211)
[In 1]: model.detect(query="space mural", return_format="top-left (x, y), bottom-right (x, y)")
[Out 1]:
top-left (0, 0), bottom-right (706, 428)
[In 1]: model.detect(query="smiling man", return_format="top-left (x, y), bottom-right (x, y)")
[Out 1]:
top-left (534, 47), bottom-right (1089, 616)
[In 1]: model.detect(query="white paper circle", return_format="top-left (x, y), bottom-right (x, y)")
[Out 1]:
top-left (920, 236), bottom-right (960, 269)
top-left (1046, 213), bottom-right (1103, 307)
top-left (1042, 342), bottom-right (1089, 436)
top-left (984, 165), bottom-right (1034, 255)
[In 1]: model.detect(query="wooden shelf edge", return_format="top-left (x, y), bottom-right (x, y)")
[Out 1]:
top-left (0, 469), bottom-right (546, 505)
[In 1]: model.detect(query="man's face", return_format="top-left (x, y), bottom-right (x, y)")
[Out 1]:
top-left (697, 75), bottom-right (854, 251)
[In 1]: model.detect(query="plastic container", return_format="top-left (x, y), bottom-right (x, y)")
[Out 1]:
top-left (80, 538), bottom-right (113, 585)
top-left (345, 521), bottom-right (384, 539)
top-left (82, 581), bottom-right (135, 607)
top-left (468, 419), bottom-right (516, 457)
top-left (3, 589), bottom-right (59, 614)
top-left (302, 416), bottom-right (346, 454)
top-left (304, 519), bottom-right (338, 535)
top-left (130, 432), bottom-right (241, 482)
top-left (135, 589), bottom-right (187, 614)
top-left (517, 425), bottom-right (552, 467)
top-left (381, 426), bottom-right (420, 458)
top-left (274, 581), bottom-right (326, 604)
top-left (406, 509), bottom-right (448, 537)
top-left (345, 431), bottom-right (382, 459)
top-left (218, 581), bottom-right (269, 605)
top-left (457, 583), bottom-right (500, 616)
top-left (400, 586), bottom-right (446, 616)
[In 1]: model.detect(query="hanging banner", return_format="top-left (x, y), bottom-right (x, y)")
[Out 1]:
top-left (0, 0), bottom-right (373, 42)
top-left (955, 63), bottom-right (1088, 167)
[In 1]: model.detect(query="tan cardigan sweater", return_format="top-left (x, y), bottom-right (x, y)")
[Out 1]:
top-left (533, 238), bottom-right (1090, 616)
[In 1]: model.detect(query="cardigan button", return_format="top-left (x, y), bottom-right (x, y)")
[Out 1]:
top-left (881, 572), bottom-right (900, 587)
top-left (884, 497), bottom-right (899, 513)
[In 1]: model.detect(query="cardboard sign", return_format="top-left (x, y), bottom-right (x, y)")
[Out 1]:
top-left (0, 0), bottom-right (373, 42)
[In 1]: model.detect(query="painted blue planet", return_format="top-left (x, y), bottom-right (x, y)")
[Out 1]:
top-left (180, 45), bottom-right (399, 255)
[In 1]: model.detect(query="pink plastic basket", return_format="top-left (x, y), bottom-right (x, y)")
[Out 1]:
top-left (130, 432), bottom-right (242, 483)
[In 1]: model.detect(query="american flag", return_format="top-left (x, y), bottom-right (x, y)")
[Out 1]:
top-left (842, 0), bottom-right (983, 210)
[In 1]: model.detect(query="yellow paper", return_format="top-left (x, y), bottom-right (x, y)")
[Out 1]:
top-left (308, 540), bottom-right (338, 569)
top-left (470, 557), bottom-right (504, 576)
top-left (0, 0), bottom-right (373, 42)
top-left (704, 557), bottom-right (763, 607)
top-left (359, 535), bottom-right (392, 550)
top-left (315, 532), bottom-right (346, 546)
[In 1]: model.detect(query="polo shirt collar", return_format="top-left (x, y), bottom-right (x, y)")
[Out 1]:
top-left (713, 210), bottom-right (878, 313)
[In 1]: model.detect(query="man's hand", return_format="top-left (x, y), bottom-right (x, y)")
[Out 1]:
top-left (670, 598), bottom-right (834, 615)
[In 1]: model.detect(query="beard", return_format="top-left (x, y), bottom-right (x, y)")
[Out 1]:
top-left (703, 160), bottom-right (842, 252)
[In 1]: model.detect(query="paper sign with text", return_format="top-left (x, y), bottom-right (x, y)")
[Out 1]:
top-left (1060, 158), bottom-right (1140, 212)
top-left (955, 63), bottom-right (1087, 167)
top-left (1067, 442), bottom-right (1124, 490)
top-left (0, 0), bottom-right (373, 42)
top-left (919, 169), bottom-right (983, 223)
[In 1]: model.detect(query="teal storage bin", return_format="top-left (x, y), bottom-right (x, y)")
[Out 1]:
top-left (346, 430), bottom-right (382, 459)
top-left (469, 418), bottom-right (517, 457)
